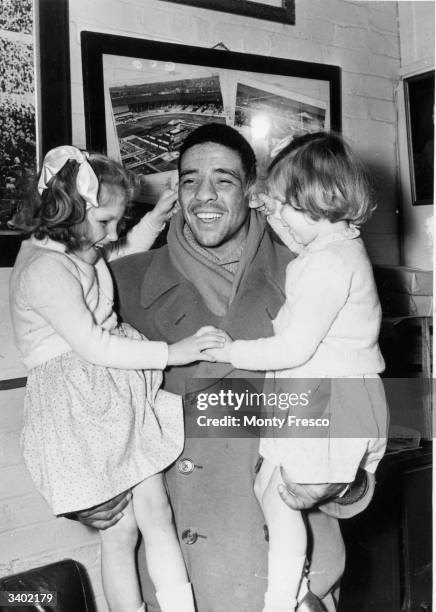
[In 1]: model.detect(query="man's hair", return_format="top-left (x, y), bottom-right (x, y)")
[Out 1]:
top-left (178, 123), bottom-right (257, 186)
top-left (268, 131), bottom-right (375, 225)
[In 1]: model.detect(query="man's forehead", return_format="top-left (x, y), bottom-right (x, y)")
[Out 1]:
top-left (179, 142), bottom-right (244, 173)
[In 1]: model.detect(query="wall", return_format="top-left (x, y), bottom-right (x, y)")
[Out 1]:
top-left (397, 1), bottom-right (434, 269)
top-left (0, 389), bottom-right (103, 604)
top-left (1, 1), bottom-right (406, 610)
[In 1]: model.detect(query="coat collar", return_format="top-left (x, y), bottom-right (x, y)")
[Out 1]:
top-left (140, 245), bottom-right (182, 308)
top-left (140, 227), bottom-right (288, 312)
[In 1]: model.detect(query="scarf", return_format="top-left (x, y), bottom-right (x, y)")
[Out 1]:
top-left (167, 210), bottom-right (266, 317)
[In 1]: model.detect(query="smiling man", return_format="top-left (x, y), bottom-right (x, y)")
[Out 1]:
top-left (177, 128), bottom-right (254, 257)
top-left (77, 124), bottom-right (371, 612)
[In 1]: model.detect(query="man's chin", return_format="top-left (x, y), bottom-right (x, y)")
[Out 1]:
top-left (193, 233), bottom-right (224, 249)
top-left (186, 223), bottom-right (224, 248)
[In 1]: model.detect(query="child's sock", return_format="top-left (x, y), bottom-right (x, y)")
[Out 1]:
top-left (263, 551), bottom-right (306, 612)
top-left (155, 582), bottom-right (195, 612)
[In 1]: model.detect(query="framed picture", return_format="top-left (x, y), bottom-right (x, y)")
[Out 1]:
top-left (404, 70), bottom-right (434, 206)
top-left (159, 0), bottom-right (295, 25)
top-left (0, 0), bottom-right (71, 267)
top-left (81, 32), bottom-right (341, 206)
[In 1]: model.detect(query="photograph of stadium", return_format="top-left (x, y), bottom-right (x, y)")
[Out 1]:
top-left (109, 75), bottom-right (226, 176)
top-left (102, 52), bottom-right (332, 204)
top-left (234, 79), bottom-right (327, 173)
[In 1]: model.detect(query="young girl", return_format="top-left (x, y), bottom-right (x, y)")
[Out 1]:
top-left (10, 146), bottom-right (225, 612)
top-left (207, 132), bottom-right (388, 612)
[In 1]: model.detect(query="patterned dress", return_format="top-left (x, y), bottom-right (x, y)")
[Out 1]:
top-left (11, 235), bottom-right (184, 515)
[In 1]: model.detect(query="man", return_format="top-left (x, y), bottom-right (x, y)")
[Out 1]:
top-left (78, 124), bottom-right (373, 611)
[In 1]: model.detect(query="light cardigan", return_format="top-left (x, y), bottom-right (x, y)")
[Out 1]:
top-left (10, 213), bottom-right (169, 371)
top-left (229, 229), bottom-right (385, 376)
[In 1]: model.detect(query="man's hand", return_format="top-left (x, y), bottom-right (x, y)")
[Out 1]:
top-left (278, 467), bottom-right (347, 511)
top-left (75, 490), bottom-right (132, 530)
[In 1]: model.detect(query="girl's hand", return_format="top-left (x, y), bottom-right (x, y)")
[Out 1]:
top-left (148, 188), bottom-right (179, 227)
top-left (249, 193), bottom-right (280, 217)
top-left (204, 330), bottom-right (233, 363)
top-left (167, 326), bottom-right (227, 366)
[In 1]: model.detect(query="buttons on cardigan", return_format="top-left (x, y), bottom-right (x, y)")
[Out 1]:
top-left (181, 529), bottom-right (207, 545)
top-left (177, 458), bottom-right (202, 474)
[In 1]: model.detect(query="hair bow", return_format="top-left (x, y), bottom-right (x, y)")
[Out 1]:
top-left (37, 145), bottom-right (99, 208)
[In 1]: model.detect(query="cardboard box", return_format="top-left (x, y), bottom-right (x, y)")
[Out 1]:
top-left (378, 291), bottom-right (433, 317)
top-left (374, 265), bottom-right (433, 296)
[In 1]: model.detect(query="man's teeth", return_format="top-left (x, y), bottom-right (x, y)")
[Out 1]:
top-left (196, 212), bottom-right (222, 221)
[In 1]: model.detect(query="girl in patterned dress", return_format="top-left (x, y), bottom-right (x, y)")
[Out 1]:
top-left (10, 146), bottom-right (225, 612)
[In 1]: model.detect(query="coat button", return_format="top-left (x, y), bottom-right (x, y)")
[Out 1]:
top-left (182, 529), bottom-right (198, 544)
top-left (177, 458), bottom-right (195, 475)
top-left (181, 529), bottom-right (207, 545)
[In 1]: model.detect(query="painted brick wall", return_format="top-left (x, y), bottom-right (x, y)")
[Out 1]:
top-left (1, 2), bottom-right (406, 610)
top-left (0, 388), bottom-right (106, 611)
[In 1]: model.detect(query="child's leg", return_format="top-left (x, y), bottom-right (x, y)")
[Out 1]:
top-left (255, 459), bottom-right (307, 612)
top-left (99, 500), bottom-right (143, 612)
top-left (133, 473), bottom-right (195, 612)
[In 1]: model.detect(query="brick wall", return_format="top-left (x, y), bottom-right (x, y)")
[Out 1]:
top-left (0, 387), bottom-right (106, 610)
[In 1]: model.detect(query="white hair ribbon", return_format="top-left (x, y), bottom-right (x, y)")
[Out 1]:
top-left (37, 145), bottom-right (99, 208)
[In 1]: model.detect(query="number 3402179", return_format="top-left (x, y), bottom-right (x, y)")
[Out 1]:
top-left (0, 591), bottom-right (57, 606)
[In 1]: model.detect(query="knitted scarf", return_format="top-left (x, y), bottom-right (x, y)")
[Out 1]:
top-left (167, 210), bottom-right (266, 317)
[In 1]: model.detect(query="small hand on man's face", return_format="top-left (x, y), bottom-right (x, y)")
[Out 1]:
top-left (178, 143), bottom-right (250, 257)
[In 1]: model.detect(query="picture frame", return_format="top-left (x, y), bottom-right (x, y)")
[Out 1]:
top-left (81, 32), bottom-right (341, 207)
top-left (404, 70), bottom-right (434, 206)
top-left (159, 0), bottom-right (295, 25)
top-left (0, 0), bottom-right (71, 267)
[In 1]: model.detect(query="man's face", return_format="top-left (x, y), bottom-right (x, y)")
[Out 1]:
top-left (178, 142), bottom-right (250, 254)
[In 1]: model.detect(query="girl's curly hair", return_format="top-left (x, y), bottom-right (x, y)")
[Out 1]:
top-left (11, 153), bottom-right (133, 250)
top-left (268, 132), bottom-right (376, 226)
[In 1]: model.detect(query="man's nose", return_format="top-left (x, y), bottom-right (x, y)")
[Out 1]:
top-left (195, 179), bottom-right (217, 202)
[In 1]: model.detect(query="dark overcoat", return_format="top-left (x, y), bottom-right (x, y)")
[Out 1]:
top-left (111, 227), bottom-right (345, 612)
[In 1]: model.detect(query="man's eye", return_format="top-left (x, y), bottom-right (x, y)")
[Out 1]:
top-left (181, 178), bottom-right (195, 185)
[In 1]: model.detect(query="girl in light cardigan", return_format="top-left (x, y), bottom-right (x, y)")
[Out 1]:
top-left (208, 132), bottom-right (388, 612)
top-left (10, 146), bottom-right (225, 612)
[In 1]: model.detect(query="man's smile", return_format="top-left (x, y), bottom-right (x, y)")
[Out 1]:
top-left (194, 211), bottom-right (224, 223)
